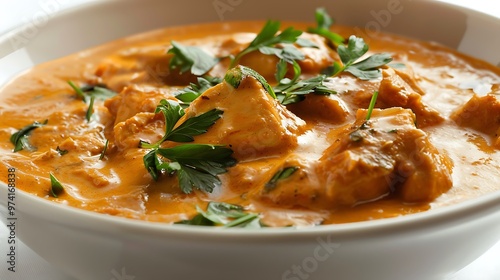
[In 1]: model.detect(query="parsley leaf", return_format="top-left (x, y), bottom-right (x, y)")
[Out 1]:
top-left (68, 81), bottom-right (116, 101)
top-left (10, 120), bottom-right (48, 152)
top-left (265, 166), bottom-right (299, 191)
top-left (140, 99), bottom-right (235, 193)
top-left (157, 144), bottom-right (236, 193)
top-left (176, 202), bottom-right (262, 228)
top-left (49, 173), bottom-right (65, 198)
top-left (173, 76), bottom-right (222, 104)
top-left (230, 20), bottom-right (305, 67)
top-left (140, 99), bottom-right (223, 149)
top-left (273, 59), bottom-right (336, 105)
top-left (168, 41), bottom-right (219, 76)
top-left (325, 36), bottom-right (392, 80)
top-left (307, 7), bottom-right (345, 46)
top-left (224, 65), bottom-right (276, 99)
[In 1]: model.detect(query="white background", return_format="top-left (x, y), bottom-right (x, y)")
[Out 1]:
top-left (1, 0), bottom-right (500, 279)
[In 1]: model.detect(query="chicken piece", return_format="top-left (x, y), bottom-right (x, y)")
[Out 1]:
top-left (378, 68), bottom-right (444, 127)
top-left (113, 112), bottom-right (164, 150)
top-left (234, 33), bottom-right (335, 82)
top-left (182, 67), bottom-right (306, 160)
top-left (258, 107), bottom-right (453, 209)
top-left (451, 94), bottom-right (500, 148)
top-left (104, 86), bottom-right (176, 125)
top-left (286, 94), bottom-right (350, 123)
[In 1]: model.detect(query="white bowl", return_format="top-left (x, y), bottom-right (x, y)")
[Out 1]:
top-left (2, 1), bottom-right (500, 279)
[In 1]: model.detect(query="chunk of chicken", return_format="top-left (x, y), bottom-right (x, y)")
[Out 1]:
top-left (451, 94), bottom-right (500, 148)
top-left (182, 70), bottom-right (306, 160)
top-left (104, 86), bottom-right (176, 125)
top-left (258, 107), bottom-right (453, 209)
top-left (286, 94), bottom-right (350, 123)
top-left (378, 68), bottom-right (444, 127)
top-left (113, 112), bottom-right (164, 150)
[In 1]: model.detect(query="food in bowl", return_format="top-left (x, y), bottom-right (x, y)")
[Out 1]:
top-left (1, 8), bottom-right (500, 228)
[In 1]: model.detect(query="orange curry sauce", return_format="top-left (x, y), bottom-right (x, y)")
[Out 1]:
top-left (1, 21), bottom-right (500, 227)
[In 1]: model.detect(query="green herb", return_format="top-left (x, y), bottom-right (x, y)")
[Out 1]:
top-left (10, 120), bottom-right (48, 152)
top-left (229, 20), bottom-right (305, 67)
top-left (349, 130), bottom-right (364, 142)
top-left (99, 140), bottom-right (109, 160)
top-left (146, 144), bottom-right (236, 193)
top-left (274, 59), bottom-right (335, 105)
top-left (173, 76), bottom-right (222, 105)
top-left (176, 202), bottom-right (262, 228)
top-left (167, 41), bottom-right (220, 76)
top-left (49, 173), bottom-right (64, 198)
top-left (140, 99), bottom-right (223, 149)
top-left (85, 96), bottom-right (95, 121)
top-left (265, 166), bottom-right (298, 191)
top-left (307, 7), bottom-right (344, 46)
top-left (140, 99), bottom-right (235, 193)
top-left (55, 146), bottom-right (68, 156)
top-left (68, 81), bottom-right (116, 101)
top-left (365, 91), bottom-right (379, 121)
top-left (324, 36), bottom-right (392, 80)
top-left (224, 65), bottom-right (276, 99)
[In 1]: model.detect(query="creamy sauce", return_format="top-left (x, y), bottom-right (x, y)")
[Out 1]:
top-left (1, 21), bottom-right (500, 227)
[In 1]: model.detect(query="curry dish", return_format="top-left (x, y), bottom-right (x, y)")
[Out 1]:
top-left (1, 15), bottom-right (500, 227)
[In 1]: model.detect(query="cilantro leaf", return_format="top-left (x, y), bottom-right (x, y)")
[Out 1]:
top-left (10, 120), bottom-right (48, 152)
top-left (265, 166), bottom-right (299, 191)
top-left (68, 81), bottom-right (116, 101)
top-left (325, 36), bottom-right (393, 80)
top-left (274, 60), bottom-right (336, 105)
top-left (151, 144), bottom-right (236, 193)
top-left (224, 65), bottom-right (276, 99)
top-left (168, 41), bottom-right (219, 76)
top-left (174, 76), bottom-right (222, 104)
top-left (230, 20), bottom-right (304, 67)
top-left (307, 7), bottom-right (345, 46)
top-left (140, 99), bottom-right (223, 148)
top-left (49, 173), bottom-right (65, 198)
top-left (167, 108), bottom-right (223, 142)
top-left (176, 202), bottom-right (262, 228)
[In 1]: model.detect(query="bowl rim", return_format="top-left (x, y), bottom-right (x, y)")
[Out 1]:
top-left (1, 0), bottom-right (500, 239)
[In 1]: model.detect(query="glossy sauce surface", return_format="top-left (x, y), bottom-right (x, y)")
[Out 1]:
top-left (1, 21), bottom-right (500, 227)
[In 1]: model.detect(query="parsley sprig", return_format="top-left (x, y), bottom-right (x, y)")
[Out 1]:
top-left (68, 81), bottom-right (116, 121)
top-left (229, 20), bottom-right (307, 68)
top-left (10, 120), bottom-right (48, 152)
top-left (140, 100), bottom-right (236, 193)
top-left (307, 7), bottom-right (345, 46)
top-left (168, 41), bottom-right (220, 76)
top-left (274, 59), bottom-right (336, 105)
top-left (176, 202), bottom-right (262, 228)
top-left (325, 35), bottom-right (392, 80)
top-left (173, 76), bottom-right (222, 105)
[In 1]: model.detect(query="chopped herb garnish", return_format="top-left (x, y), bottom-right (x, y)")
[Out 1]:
top-left (176, 202), bottom-right (262, 228)
top-left (55, 146), bottom-right (68, 156)
top-left (365, 91), bottom-right (379, 121)
top-left (173, 76), bottom-right (222, 105)
top-left (265, 166), bottom-right (299, 191)
top-left (85, 96), bottom-right (95, 121)
top-left (68, 81), bottom-right (116, 101)
top-left (324, 36), bottom-right (392, 80)
top-left (229, 20), bottom-right (305, 67)
top-left (148, 144), bottom-right (236, 194)
top-left (167, 41), bottom-right (219, 76)
top-left (307, 7), bottom-right (345, 46)
top-left (140, 99), bottom-right (235, 193)
top-left (10, 120), bottom-right (48, 152)
top-left (224, 65), bottom-right (277, 99)
top-left (49, 173), bottom-right (64, 198)
top-left (140, 99), bottom-right (224, 149)
top-left (99, 140), bottom-right (109, 160)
